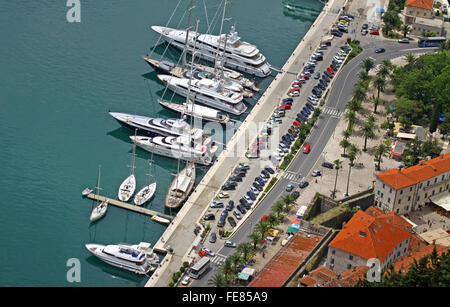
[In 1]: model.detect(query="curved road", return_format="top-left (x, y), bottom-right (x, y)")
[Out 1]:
top-left (192, 38), bottom-right (437, 286)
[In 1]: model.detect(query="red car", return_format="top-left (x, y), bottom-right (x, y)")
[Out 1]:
top-left (198, 250), bottom-right (207, 258)
top-left (370, 30), bottom-right (379, 35)
top-left (280, 103), bottom-right (291, 110)
top-left (303, 143), bottom-right (311, 154)
top-left (327, 67), bottom-right (335, 74)
top-left (293, 120), bottom-right (301, 128)
top-left (300, 74), bottom-right (310, 80)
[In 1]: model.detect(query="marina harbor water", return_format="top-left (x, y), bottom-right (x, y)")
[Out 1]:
top-left (0, 0), bottom-right (324, 286)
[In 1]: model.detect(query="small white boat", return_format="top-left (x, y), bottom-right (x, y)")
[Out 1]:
top-left (151, 215), bottom-right (170, 224)
top-left (90, 201), bottom-right (108, 222)
top-left (134, 182), bottom-right (157, 206)
top-left (118, 174), bottom-right (136, 202)
top-left (82, 188), bottom-right (93, 196)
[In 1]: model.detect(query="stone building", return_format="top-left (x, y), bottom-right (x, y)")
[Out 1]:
top-left (326, 208), bottom-right (412, 274)
top-left (403, 0), bottom-right (446, 36)
top-left (374, 153), bottom-right (450, 215)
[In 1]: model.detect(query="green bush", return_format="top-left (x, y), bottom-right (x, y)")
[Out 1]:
top-left (180, 266), bottom-right (185, 273)
top-left (183, 261), bottom-right (189, 268)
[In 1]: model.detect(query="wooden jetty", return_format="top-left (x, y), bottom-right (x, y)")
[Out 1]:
top-left (86, 193), bottom-right (173, 221)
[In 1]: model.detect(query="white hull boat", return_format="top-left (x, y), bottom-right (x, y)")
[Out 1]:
top-left (133, 182), bottom-right (157, 206)
top-left (165, 162), bottom-right (196, 209)
top-left (85, 242), bottom-right (159, 275)
top-left (90, 201), bottom-right (108, 222)
top-left (151, 215), bottom-right (170, 224)
top-left (118, 174), bottom-right (136, 202)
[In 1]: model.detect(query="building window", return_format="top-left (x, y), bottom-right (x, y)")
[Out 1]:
top-left (404, 248), bottom-right (407, 253)
top-left (427, 181), bottom-right (430, 186)
top-left (390, 188), bottom-right (393, 193)
top-left (381, 193), bottom-right (384, 198)
top-left (425, 193), bottom-right (428, 199)
top-left (400, 189), bottom-right (402, 195)
top-left (383, 183), bottom-right (385, 189)
top-left (435, 178), bottom-right (438, 183)
top-left (330, 258), bottom-right (334, 264)
top-left (432, 190), bottom-right (435, 196)
top-left (442, 175), bottom-right (445, 181)
top-left (440, 187), bottom-right (442, 193)
top-left (420, 183), bottom-right (423, 189)
top-left (378, 190), bottom-right (380, 196)
top-left (397, 251), bottom-right (401, 257)
top-left (408, 196), bottom-right (411, 201)
top-left (388, 197), bottom-right (391, 203)
top-left (410, 187), bottom-right (413, 192)
top-left (396, 208), bottom-right (399, 214)
top-left (417, 196), bottom-right (420, 201)
top-left (332, 250), bottom-right (335, 255)
top-left (349, 255), bottom-right (353, 260)
top-left (398, 199), bottom-right (401, 204)
top-left (406, 206), bottom-right (409, 211)
top-left (347, 264), bottom-right (352, 270)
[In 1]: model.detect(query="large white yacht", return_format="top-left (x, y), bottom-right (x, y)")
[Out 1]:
top-left (109, 112), bottom-right (204, 140)
top-left (157, 74), bottom-right (247, 116)
top-left (130, 134), bottom-right (217, 166)
top-left (85, 242), bottom-right (159, 275)
top-left (151, 25), bottom-right (272, 77)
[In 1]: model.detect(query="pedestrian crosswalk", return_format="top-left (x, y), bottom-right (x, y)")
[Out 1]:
top-left (283, 171), bottom-right (303, 183)
top-left (322, 107), bottom-right (343, 118)
top-left (211, 253), bottom-right (227, 266)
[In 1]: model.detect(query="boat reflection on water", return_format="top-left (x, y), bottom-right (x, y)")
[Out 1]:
top-left (282, 0), bottom-right (323, 22)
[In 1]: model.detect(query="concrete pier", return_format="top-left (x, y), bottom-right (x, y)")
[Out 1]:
top-left (86, 193), bottom-right (173, 221)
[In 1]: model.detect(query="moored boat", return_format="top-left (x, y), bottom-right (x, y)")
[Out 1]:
top-left (82, 188), bottom-right (93, 196)
top-left (90, 201), bottom-right (108, 222)
top-left (134, 182), bottom-right (156, 206)
top-left (165, 162), bottom-right (196, 209)
top-left (151, 215), bottom-right (170, 224)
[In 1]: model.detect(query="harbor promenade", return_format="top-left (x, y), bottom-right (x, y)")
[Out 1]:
top-left (145, 0), bottom-right (348, 287)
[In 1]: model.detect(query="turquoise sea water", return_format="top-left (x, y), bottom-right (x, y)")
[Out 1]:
top-left (0, 0), bottom-right (323, 286)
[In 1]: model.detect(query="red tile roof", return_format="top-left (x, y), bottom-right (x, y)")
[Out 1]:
top-left (301, 266), bottom-right (368, 287)
top-left (392, 244), bottom-right (448, 274)
top-left (249, 232), bottom-right (323, 287)
top-left (405, 0), bottom-right (434, 10)
top-left (329, 208), bottom-right (412, 262)
top-left (376, 153), bottom-right (450, 190)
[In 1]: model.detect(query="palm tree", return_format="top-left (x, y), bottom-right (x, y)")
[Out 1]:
top-left (344, 110), bottom-right (357, 130)
top-left (404, 53), bottom-right (416, 69)
top-left (361, 57), bottom-right (375, 73)
top-left (377, 65), bottom-right (391, 80)
top-left (352, 84), bottom-right (368, 103)
top-left (332, 159), bottom-right (342, 198)
top-left (254, 221), bottom-right (270, 243)
top-left (345, 144), bottom-right (361, 196)
top-left (248, 232), bottom-right (260, 250)
top-left (358, 70), bottom-right (371, 83)
top-left (282, 194), bottom-right (295, 213)
top-left (373, 75), bottom-right (386, 100)
top-left (266, 213), bottom-right (279, 228)
top-left (381, 59), bottom-right (393, 72)
top-left (400, 24), bottom-right (411, 38)
top-left (340, 138), bottom-right (351, 156)
top-left (374, 141), bottom-right (390, 171)
top-left (237, 242), bottom-right (255, 263)
top-left (372, 97), bottom-right (382, 114)
top-left (382, 23), bottom-right (393, 36)
top-left (271, 200), bottom-right (285, 219)
top-left (208, 271), bottom-right (228, 287)
top-left (228, 252), bottom-right (243, 278)
top-left (360, 119), bottom-right (376, 151)
top-left (346, 98), bottom-right (362, 113)
top-left (219, 257), bottom-right (234, 279)
top-left (342, 127), bottom-right (352, 139)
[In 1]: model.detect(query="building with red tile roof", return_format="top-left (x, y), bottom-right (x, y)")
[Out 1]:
top-left (392, 243), bottom-right (448, 275)
top-left (403, 0), bottom-right (445, 36)
top-left (326, 208), bottom-right (412, 274)
top-left (405, 0), bottom-right (434, 10)
top-left (299, 265), bottom-right (368, 287)
top-left (374, 153), bottom-right (450, 215)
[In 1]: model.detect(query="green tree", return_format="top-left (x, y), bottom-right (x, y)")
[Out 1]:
top-left (345, 144), bottom-right (361, 196)
top-left (254, 221), bottom-right (270, 242)
top-left (361, 57), bottom-right (375, 73)
top-left (374, 140), bottom-right (390, 170)
top-left (373, 75), bottom-right (387, 100)
top-left (282, 194), bottom-right (296, 213)
top-left (332, 159), bottom-right (343, 198)
top-left (373, 97), bottom-right (382, 114)
top-left (208, 271), bottom-right (229, 287)
top-left (360, 117), bottom-right (376, 151)
top-left (342, 127), bottom-right (352, 139)
top-left (340, 138), bottom-right (351, 156)
top-left (237, 242), bottom-right (255, 263)
top-left (271, 200), bottom-right (285, 219)
top-left (400, 23), bottom-right (411, 38)
top-left (248, 232), bottom-right (260, 250)
top-left (344, 110), bottom-right (357, 130)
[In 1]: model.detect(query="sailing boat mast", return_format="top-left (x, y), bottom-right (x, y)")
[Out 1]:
top-left (182, 0), bottom-right (195, 68)
top-left (130, 129), bottom-right (137, 176)
top-left (214, 0), bottom-right (228, 77)
top-left (94, 164), bottom-right (102, 205)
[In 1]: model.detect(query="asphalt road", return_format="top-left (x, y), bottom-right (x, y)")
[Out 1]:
top-left (191, 26), bottom-right (438, 287)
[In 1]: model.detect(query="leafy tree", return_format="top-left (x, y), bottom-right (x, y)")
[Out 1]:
top-left (400, 23), bottom-right (411, 38)
top-left (374, 139), bottom-right (391, 170)
top-left (237, 242), bottom-right (255, 262)
top-left (332, 159), bottom-right (343, 198)
top-left (208, 271), bottom-right (229, 287)
top-left (373, 75), bottom-right (387, 100)
top-left (373, 97), bottom-right (382, 114)
top-left (248, 232), bottom-right (260, 250)
top-left (360, 118), bottom-right (376, 151)
top-left (361, 57), bottom-right (375, 73)
top-left (342, 127), bottom-right (352, 139)
top-left (344, 110), bottom-right (357, 130)
top-left (282, 194), bottom-right (295, 213)
top-left (345, 144), bottom-right (361, 196)
top-left (271, 200), bottom-right (285, 219)
top-left (340, 138), bottom-right (351, 156)
top-left (254, 221), bottom-right (270, 242)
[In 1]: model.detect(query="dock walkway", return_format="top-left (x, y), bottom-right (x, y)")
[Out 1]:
top-left (86, 193), bottom-right (173, 220)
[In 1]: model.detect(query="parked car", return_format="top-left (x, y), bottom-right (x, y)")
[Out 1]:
top-left (201, 247), bottom-right (215, 257)
top-left (224, 241), bottom-right (236, 248)
top-left (312, 169), bottom-right (322, 177)
top-left (375, 48), bottom-right (385, 53)
top-left (226, 200), bottom-right (235, 211)
top-left (210, 200), bottom-right (224, 208)
top-left (286, 184), bottom-right (294, 192)
top-left (398, 38), bottom-right (409, 43)
top-left (233, 209), bottom-right (242, 220)
top-left (230, 175), bottom-right (242, 182)
top-left (361, 29), bottom-right (368, 36)
top-left (253, 182), bottom-right (263, 191)
top-left (370, 29), bottom-right (379, 35)
top-left (299, 181), bottom-right (309, 188)
top-left (291, 191), bottom-right (300, 199)
top-left (227, 216), bottom-right (237, 228)
top-left (217, 217), bottom-right (226, 228)
top-left (265, 166), bottom-right (275, 174)
top-left (322, 162), bottom-right (334, 169)
top-left (181, 276), bottom-right (191, 286)
top-left (247, 190), bottom-right (257, 201)
top-left (204, 213), bottom-right (215, 221)
top-left (250, 186), bottom-right (260, 195)
top-left (209, 232), bottom-right (217, 243)
top-left (314, 72), bottom-right (320, 79)
top-left (217, 192), bottom-right (229, 199)
top-left (237, 204), bottom-right (246, 214)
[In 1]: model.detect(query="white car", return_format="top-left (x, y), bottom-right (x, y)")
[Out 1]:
top-left (181, 276), bottom-right (190, 286)
top-left (244, 195), bottom-right (254, 204)
top-left (218, 192), bottom-right (229, 199)
top-left (250, 186), bottom-right (260, 195)
top-left (333, 57), bottom-right (343, 63)
top-left (201, 248), bottom-right (215, 257)
top-left (288, 90), bottom-right (300, 97)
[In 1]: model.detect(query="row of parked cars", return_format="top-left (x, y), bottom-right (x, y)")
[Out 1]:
top-left (331, 13), bottom-right (354, 37)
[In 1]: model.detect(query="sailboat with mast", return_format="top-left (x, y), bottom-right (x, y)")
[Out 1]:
top-left (165, 161), bottom-right (196, 210)
top-left (90, 165), bottom-right (108, 222)
top-left (133, 156), bottom-right (157, 206)
top-left (118, 132), bottom-right (137, 202)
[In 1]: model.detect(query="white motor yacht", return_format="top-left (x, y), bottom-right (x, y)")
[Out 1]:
top-left (85, 242), bottom-right (159, 275)
top-left (151, 25), bottom-right (272, 77)
top-left (157, 74), bottom-right (247, 115)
